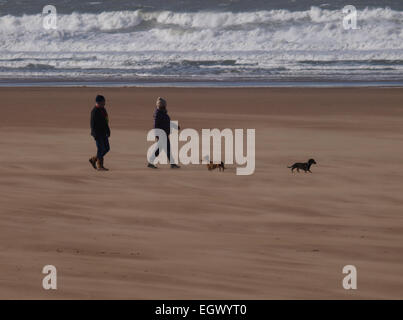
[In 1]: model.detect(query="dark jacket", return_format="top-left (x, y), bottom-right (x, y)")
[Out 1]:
top-left (91, 106), bottom-right (110, 139)
top-left (154, 108), bottom-right (171, 136)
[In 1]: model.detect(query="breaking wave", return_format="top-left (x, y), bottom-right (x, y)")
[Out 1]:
top-left (0, 7), bottom-right (402, 81)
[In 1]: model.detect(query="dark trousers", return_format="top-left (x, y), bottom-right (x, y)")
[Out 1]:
top-left (95, 136), bottom-right (110, 159)
top-left (154, 137), bottom-right (171, 161)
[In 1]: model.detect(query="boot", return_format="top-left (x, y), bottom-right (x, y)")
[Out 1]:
top-left (97, 158), bottom-right (109, 171)
top-left (89, 156), bottom-right (97, 170)
top-left (147, 163), bottom-right (158, 169)
top-left (170, 164), bottom-right (180, 169)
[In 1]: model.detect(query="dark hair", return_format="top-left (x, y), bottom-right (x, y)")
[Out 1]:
top-left (95, 95), bottom-right (105, 103)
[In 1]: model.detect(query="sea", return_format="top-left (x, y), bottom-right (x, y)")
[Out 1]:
top-left (0, 0), bottom-right (402, 86)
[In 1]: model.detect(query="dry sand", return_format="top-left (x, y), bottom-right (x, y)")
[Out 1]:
top-left (0, 87), bottom-right (402, 299)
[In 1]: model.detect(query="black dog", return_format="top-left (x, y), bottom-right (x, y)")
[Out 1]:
top-left (288, 159), bottom-right (317, 173)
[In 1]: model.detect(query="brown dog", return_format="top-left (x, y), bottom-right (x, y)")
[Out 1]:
top-left (207, 161), bottom-right (225, 172)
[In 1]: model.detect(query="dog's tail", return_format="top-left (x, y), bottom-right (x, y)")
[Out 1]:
top-left (287, 166), bottom-right (292, 168)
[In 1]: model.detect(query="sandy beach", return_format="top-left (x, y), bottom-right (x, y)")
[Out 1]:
top-left (0, 87), bottom-right (402, 299)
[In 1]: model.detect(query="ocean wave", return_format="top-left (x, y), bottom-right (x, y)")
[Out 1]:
top-left (0, 7), bottom-right (402, 52)
top-left (0, 7), bottom-right (402, 81)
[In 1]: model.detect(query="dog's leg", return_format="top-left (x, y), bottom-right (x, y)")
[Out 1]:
top-left (297, 168), bottom-right (300, 173)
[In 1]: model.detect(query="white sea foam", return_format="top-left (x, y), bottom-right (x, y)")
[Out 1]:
top-left (0, 7), bottom-right (402, 81)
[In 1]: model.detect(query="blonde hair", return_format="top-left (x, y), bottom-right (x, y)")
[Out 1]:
top-left (156, 97), bottom-right (167, 108)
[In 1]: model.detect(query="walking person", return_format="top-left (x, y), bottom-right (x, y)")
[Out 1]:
top-left (89, 95), bottom-right (111, 171)
top-left (148, 97), bottom-right (180, 169)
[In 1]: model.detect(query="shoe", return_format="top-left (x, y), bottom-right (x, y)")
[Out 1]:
top-left (97, 158), bottom-right (109, 171)
top-left (89, 156), bottom-right (97, 170)
top-left (170, 164), bottom-right (181, 169)
top-left (147, 163), bottom-right (158, 169)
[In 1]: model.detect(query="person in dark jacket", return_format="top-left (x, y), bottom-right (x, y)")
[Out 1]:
top-left (89, 95), bottom-right (111, 171)
top-left (148, 97), bottom-right (180, 169)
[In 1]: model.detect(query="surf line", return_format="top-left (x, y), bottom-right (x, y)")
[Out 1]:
top-left (155, 304), bottom-right (190, 317)
top-left (147, 121), bottom-right (256, 175)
